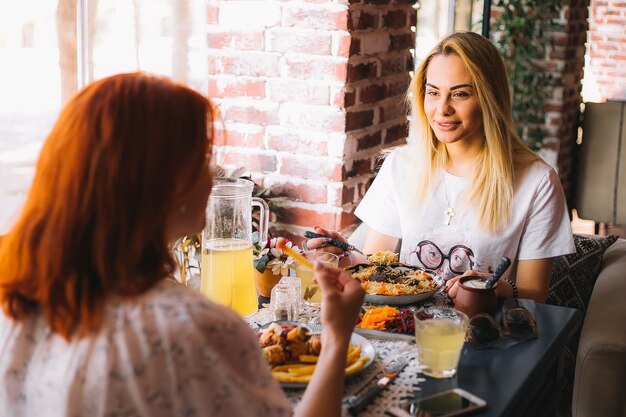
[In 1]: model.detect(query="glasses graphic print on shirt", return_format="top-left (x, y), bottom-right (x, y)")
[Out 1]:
top-left (410, 240), bottom-right (475, 279)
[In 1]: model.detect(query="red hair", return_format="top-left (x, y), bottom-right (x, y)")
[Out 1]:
top-left (0, 72), bottom-right (214, 339)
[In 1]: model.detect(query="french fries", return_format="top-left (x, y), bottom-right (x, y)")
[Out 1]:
top-left (271, 342), bottom-right (370, 383)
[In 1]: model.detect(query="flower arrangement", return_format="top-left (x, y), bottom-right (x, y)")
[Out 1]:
top-left (253, 233), bottom-right (302, 276)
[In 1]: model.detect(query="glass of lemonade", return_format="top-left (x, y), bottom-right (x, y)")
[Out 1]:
top-left (296, 250), bottom-right (339, 307)
top-left (414, 307), bottom-right (469, 378)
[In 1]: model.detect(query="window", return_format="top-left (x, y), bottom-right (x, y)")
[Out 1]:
top-left (0, 0), bottom-right (206, 233)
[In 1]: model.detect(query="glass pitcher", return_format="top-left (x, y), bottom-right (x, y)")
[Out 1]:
top-left (201, 178), bottom-right (269, 316)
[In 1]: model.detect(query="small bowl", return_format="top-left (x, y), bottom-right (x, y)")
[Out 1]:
top-left (454, 277), bottom-right (498, 318)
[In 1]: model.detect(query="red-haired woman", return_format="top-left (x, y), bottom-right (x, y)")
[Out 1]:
top-left (0, 72), bottom-right (364, 417)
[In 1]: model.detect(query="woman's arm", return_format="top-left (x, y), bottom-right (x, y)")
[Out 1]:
top-left (306, 225), bottom-right (400, 267)
top-left (512, 258), bottom-right (554, 303)
top-left (362, 227), bottom-right (399, 257)
top-left (447, 258), bottom-right (555, 303)
top-left (295, 263), bottom-right (365, 417)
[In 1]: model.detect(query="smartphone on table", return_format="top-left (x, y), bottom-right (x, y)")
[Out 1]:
top-left (385, 388), bottom-right (487, 417)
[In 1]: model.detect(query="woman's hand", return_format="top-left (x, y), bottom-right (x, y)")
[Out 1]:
top-left (315, 262), bottom-right (365, 342)
top-left (446, 270), bottom-right (491, 298)
top-left (305, 226), bottom-right (364, 267)
top-left (296, 263), bottom-right (365, 417)
top-left (305, 226), bottom-right (348, 256)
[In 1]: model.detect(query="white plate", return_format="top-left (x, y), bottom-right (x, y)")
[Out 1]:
top-left (263, 322), bottom-right (376, 389)
top-left (353, 327), bottom-right (415, 342)
top-left (364, 289), bottom-right (438, 306)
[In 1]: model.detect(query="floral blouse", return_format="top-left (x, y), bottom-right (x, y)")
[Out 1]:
top-left (0, 280), bottom-right (292, 417)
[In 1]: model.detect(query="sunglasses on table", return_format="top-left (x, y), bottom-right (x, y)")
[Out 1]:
top-left (466, 300), bottom-right (538, 348)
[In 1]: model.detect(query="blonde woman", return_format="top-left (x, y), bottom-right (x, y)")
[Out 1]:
top-left (309, 32), bottom-right (574, 303)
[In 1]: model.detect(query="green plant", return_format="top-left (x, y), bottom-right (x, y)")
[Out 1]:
top-left (493, 0), bottom-right (563, 151)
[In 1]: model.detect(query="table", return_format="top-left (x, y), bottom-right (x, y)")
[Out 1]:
top-left (247, 297), bottom-right (581, 417)
top-left (415, 301), bottom-right (581, 417)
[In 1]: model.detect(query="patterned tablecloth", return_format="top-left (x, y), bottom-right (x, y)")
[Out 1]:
top-left (244, 293), bottom-right (453, 416)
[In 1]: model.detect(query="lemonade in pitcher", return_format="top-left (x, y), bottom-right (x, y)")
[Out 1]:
top-left (201, 178), bottom-right (268, 318)
top-left (201, 238), bottom-right (257, 316)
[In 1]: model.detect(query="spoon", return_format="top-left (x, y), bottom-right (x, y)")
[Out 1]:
top-left (484, 257), bottom-right (512, 289)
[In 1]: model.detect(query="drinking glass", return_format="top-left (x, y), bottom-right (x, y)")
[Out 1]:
top-left (414, 307), bottom-right (468, 378)
top-left (270, 281), bottom-right (298, 322)
top-left (295, 250), bottom-right (339, 307)
top-left (277, 276), bottom-right (302, 319)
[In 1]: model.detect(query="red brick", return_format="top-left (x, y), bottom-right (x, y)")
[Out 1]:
top-left (337, 211), bottom-right (359, 231)
top-left (358, 83), bottom-right (386, 104)
top-left (356, 131), bottom-right (382, 151)
top-left (346, 109), bottom-right (374, 131)
top-left (384, 123), bottom-right (409, 144)
top-left (268, 181), bottom-right (327, 204)
top-left (280, 156), bottom-right (343, 181)
top-left (214, 125), bottom-right (265, 148)
top-left (208, 78), bottom-right (266, 99)
top-left (267, 228), bottom-right (305, 248)
top-left (342, 185), bottom-right (355, 204)
top-left (386, 75), bottom-right (411, 97)
top-left (207, 5), bottom-right (218, 24)
top-left (207, 29), bottom-right (264, 50)
top-left (281, 104), bottom-right (345, 131)
top-left (222, 151), bottom-right (277, 173)
top-left (284, 56), bottom-right (347, 82)
top-left (342, 89), bottom-right (356, 108)
top-left (268, 30), bottom-right (332, 55)
top-left (344, 158), bottom-right (373, 177)
top-left (215, 53), bottom-right (281, 77)
top-left (283, 7), bottom-right (348, 30)
top-left (348, 10), bottom-right (379, 30)
top-left (266, 129), bottom-right (328, 155)
top-left (383, 9), bottom-right (408, 29)
top-left (268, 80), bottom-right (330, 105)
top-left (347, 61), bottom-right (379, 82)
top-left (350, 38), bottom-right (361, 55)
top-left (273, 206), bottom-right (338, 230)
top-left (385, 135), bottom-right (407, 148)
top-left (222, 102), bottom-right (280, 125)
top-left (333, 33), bottom-right (352, 58)
top-left (381, 55), bottom-right (407, 76)
top-left (390, 33), bottom-right (415, 51)
top-left (381, 100), bottom-right (408, 123)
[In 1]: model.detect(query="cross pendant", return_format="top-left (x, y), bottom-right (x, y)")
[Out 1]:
top-left (444, 207), bottom-right (456, 225)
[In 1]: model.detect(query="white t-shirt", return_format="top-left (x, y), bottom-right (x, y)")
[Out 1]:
top-left (355, 146), bottom-right (575, 281)
top-left (0, 280), bottom-right (292, 417)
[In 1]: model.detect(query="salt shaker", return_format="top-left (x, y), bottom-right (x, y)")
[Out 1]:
top-left (278, 276), bottom-right (302, 319)
top-left (270, 281), bottom-right (298, 322)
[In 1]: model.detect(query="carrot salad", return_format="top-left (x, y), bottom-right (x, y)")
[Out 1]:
top-left (356, 306), bottom-right (399, 330)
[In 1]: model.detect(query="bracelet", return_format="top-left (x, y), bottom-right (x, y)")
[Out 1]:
top-left (506, 278), bottom-right (519, 298)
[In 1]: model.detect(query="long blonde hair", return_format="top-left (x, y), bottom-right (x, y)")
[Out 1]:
top-left (408, 31), bottom-right (539, 233)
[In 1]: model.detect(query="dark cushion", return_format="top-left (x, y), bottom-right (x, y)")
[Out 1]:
top-left (547, 233), bottom-right (619, 313)
top-left (547, 233), bottom-right (618, 417)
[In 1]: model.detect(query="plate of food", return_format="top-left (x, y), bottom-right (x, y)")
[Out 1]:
top-left (257, 321), bottom-right (376, 389)
top-left (354, 305), bottom-right (416, 342)
top-left (346, 251), bottom-right (443, 306)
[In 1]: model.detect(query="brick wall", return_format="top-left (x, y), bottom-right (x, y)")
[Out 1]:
top-left (490, 1), bottom-right (588, 203)
top-left (542, 0), bottom-right (590, 202)
top-left (207, 0), bottom-right (415, 241)
top-left (587, 0), bottom-right (626, 100)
